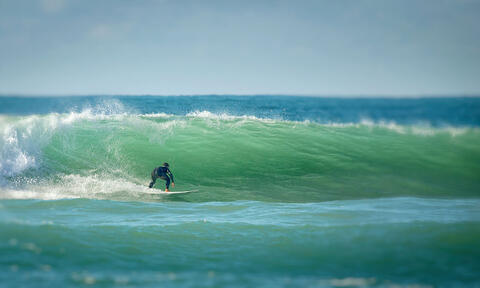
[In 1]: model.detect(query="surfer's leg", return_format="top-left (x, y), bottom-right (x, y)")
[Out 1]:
top-left (158, 176), bottom-right (170, 191)
top-left (148, 170), bottom-right (157, 188)
top-left (165, 177), bottom-right (171, 190)
top-left (148, 179), bottom-right (156, 188)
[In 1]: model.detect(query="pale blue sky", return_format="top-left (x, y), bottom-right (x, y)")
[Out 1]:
top-left (1, 0), bottom-right (479, 96)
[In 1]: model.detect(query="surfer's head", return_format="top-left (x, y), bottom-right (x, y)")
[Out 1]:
top-left (163, 162), bottom-right (169, 167)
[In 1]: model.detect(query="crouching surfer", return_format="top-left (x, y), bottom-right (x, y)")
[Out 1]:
top-left (149, 162), bottom-right (175, 192)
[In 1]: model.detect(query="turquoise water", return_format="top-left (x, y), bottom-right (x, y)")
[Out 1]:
top-left (1, 96), bottom-right (480, 287)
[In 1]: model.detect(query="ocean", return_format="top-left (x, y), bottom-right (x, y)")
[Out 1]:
top-left (1, 96), bottom-right (479, 287)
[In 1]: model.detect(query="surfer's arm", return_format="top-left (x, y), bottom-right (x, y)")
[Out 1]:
top-left (167, 169), bottom-right (175, 184)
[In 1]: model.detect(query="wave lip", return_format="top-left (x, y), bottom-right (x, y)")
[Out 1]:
top-left (186, 110), bottom-right (266, 121)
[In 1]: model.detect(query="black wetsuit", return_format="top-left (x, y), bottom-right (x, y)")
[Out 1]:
top-left (149, 166), bottom-right (174, 189)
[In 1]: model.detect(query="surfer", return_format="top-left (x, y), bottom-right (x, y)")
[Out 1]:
top-left (149, 162), bottom-right (175, 191)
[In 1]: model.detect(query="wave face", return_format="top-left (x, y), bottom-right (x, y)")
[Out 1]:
top-left (1, 96), bottom-right (480, 287)
top-left (0, 107), bottom-right (479, 201)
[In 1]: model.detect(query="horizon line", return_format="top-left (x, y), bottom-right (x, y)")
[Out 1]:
top-left (1, 93), bottom-right (480, 99)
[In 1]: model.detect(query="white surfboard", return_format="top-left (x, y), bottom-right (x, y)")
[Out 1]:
top-left (143, 189), bottom-right (199, 195)
top-left (159, 190), bottom-right (198, 195)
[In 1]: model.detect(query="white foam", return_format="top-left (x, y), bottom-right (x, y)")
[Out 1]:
top-left (0, 188), bottom-right (76, 200)
top-left (0, 115), bottom-right (54, 177)
top-left (319, 118), bottom-right (474, 136)
top-left (142, 112), bottom-right (174, 118)
top-left (0, 174), bottom-right (153, 200)
top-left (186, 110), bottom-right (273, 122)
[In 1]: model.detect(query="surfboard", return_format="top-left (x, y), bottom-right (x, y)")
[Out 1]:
top-left (159, 190), bottom-right (198, 195)
top-left (143, 189), bottom-right (199, 195)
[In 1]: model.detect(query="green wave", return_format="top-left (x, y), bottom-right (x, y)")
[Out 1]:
top-left (3, 113), bottom-right (480, 201)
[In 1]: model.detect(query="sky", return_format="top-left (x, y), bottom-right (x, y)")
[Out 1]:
top-left (0, 0), bottom-right (479, 96)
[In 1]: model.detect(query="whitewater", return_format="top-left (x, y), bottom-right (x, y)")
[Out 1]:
top-left (1, 96), bottom-right (479, 287)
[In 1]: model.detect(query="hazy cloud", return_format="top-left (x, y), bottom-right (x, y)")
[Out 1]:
top-left (41, 0), bottom-right (66, 13)
top-left (90, 24), bottom-right (112, 39)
